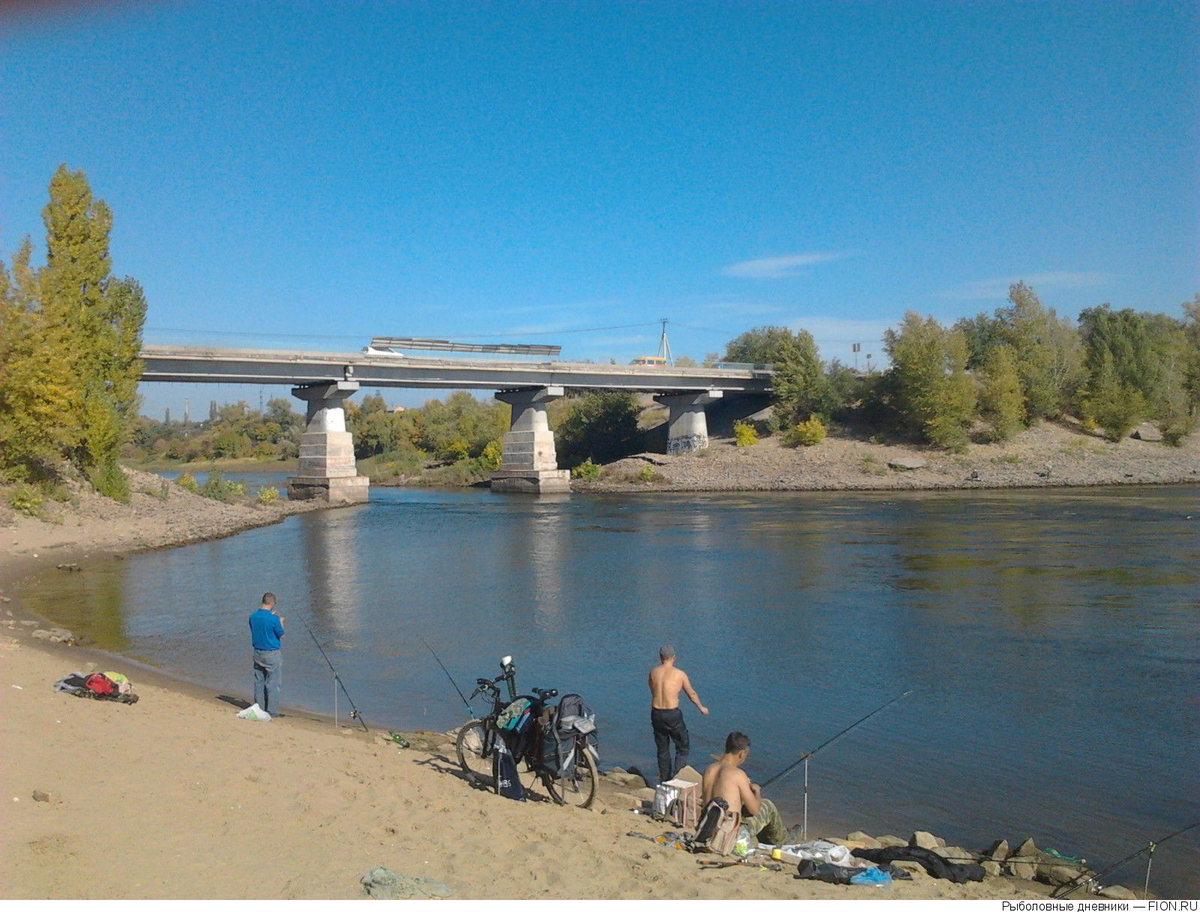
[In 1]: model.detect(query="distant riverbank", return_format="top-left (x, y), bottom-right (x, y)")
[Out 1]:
top-left (578, 421), bottom-right (1199, 493)
top-left (122, 419), bottom-right (1199, 495)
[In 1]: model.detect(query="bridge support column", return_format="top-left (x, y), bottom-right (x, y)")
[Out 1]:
top-left (654, 390), bottom-right (723, 455)
top-left (286, 380), bottom-right (369, 504)
top-left (491, 386), bottom-right (570, 494)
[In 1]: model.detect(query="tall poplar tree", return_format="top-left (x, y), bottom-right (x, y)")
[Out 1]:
top-left (0, 166), bottom-right (145, 496)
top-left (37, 166), bottom-right (145, 495)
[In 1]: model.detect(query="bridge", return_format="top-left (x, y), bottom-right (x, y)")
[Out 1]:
top-left (140, 344), bottom-right (774, 500)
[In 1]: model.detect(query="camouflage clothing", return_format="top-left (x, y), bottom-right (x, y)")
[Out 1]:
top-left (741, 797), bottom-right (787, 845)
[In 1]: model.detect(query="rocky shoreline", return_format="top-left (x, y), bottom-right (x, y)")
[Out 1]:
top-left (578, 422), bottom-right (1200, 493)
top-left (593, 766), bottom-right (1141, 899)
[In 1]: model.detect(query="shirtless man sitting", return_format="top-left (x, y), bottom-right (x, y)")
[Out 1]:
top-left (648, 645), bottom-right (708, 785)
top-left (700, 731), bottom-right (787, 845)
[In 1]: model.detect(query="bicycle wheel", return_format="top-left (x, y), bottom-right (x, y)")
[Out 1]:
top-left (455, 720), bottom-right (494, 789)
top-left (545, 742), bottom-right (598, 809)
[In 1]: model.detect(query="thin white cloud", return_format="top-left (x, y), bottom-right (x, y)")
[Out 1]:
top-left (941, 271), bottom-right (1114, 301)
top-left (721, 251), bottom-right (851, 280)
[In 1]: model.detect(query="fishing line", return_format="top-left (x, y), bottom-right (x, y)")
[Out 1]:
top-left (420, 636), bottom-right (474, 718)
top-left (761, 690), bottom-right (913, 789)
top-left (291, 609), bottom-right (369, 732)
top-left (760, 689), bottom-right (913, 841)
top-left (1054, 820), bottom-right (1200, 899)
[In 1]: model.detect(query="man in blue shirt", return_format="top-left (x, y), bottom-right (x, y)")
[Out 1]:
top-left (249, 592), bottom-right (285, 716)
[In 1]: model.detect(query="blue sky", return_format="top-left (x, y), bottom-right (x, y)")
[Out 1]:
top-left (2, 1), bottom-right (1197, 416)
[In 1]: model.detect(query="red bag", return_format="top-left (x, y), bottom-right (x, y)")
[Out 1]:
top-left (84, 673), bottom-right (117, 696)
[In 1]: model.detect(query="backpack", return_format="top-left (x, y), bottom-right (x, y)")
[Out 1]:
top-left (84, 673), bottom-right (118, 697)
top-left (695, 798), bottom-right (741, 856)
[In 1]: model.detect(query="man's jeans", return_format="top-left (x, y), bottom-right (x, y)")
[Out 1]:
top-left (651, 707), bottom-right (689, 785)
top-left (253, 649), bottom-right (282, 715)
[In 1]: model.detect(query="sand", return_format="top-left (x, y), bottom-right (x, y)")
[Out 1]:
top-left (1, 638), bottom-right (1069, 901)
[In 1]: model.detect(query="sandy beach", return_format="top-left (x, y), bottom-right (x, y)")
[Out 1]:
top-left (0, 471), bottom-right (1145, 899)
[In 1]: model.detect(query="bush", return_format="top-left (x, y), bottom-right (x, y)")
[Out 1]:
top-left (177, 473), bottom-right (199, 494)
top-left (733, 421), bottom-right (758, 447)
top-left (257, 485), bottom-right (280, 504)
top-left (6, 482), bottom-right (45, 518)
top-left (571, 458), bottom-right (601, 480)
top-left (444, 438), bottom-right (470, 462)
top-left (89, 458), bottom-right (130, 504)
top-left (480, 439), bottom-right (503, 471)
top-left (637, 464), bottom-right (664, 483)
top-left (200, 472), bottom-right (245, 503)
top-left (785, 416), bottom-right (827, 447)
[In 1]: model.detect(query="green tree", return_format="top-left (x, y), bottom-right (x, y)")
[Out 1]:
top-left (553, 392), bottom-right (642, 467)
top-left (772, 329), bottom-right (835, 424)
top-left (0, 238), bottom-right (82, 477)
top-left (977, 345), bottom-right (1025, 441)
top-left (882, 312), bottom-right (977, 450)
top-left (725, 326), bottom-right (835, 425)
top-left (31, 166), bottom-right (145, 494)
top-left (1077, 304), bottom-right (1191, 434)
top-left (1080, 351), bottom-right (1144, 442)
top-left (724, 326), bottom-right (803, 365)
top-left (993, 282), bottom-right (1083, 419)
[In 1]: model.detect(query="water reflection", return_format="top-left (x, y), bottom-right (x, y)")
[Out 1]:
top-left (299, 507), bottom-right (363, 642)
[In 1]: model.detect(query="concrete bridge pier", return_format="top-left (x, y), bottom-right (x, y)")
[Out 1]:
top-left (654, 390), bottom-right (723, 454)
top-left (286, 380), bottom-right (370, 504)
top-left (491, 386), bottom-right (570, 494)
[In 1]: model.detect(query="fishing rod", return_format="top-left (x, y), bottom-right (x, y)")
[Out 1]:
top-left (291, 609), bottom-right (369, 733)
top-left (1054, 820), bottom-right (1200, 899)
top-left (760, 690), bottom-right (913, 840)
top-left (420, 636), bottom-right (474, 718)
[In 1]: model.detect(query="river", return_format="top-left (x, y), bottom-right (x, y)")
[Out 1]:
top-left (21, 482), bottom-right (1200, 895)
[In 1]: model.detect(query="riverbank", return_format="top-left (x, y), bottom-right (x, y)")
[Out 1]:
top-left (2, 639), bottom-right (1095, 901)
top-left (0, 477), bottom-right (1129, 900)
top-left (0, 468), bottom-right (325, 586)
top-left (580, 421), bottom-right (1200, 492)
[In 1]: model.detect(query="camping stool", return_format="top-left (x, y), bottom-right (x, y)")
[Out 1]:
top-left (663, 777), bottom-right (700, 829)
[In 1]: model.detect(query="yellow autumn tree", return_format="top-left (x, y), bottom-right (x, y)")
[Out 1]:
top-left (0, 166), bottom-right (146, 499)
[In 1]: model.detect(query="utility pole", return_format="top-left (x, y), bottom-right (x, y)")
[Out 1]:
top-left (183, 398), bottom-right (190, 426)
top-left (656, 318), bottom-right (674, 366)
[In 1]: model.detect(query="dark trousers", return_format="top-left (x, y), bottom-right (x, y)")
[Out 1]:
top-left (651, 707), bottom-right (689, 785)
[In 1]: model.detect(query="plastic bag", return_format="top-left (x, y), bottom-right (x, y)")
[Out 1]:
top-left (850, 867), bottom-right (893, 888)
top-left (236, 702), bottom-right (272, 722)
top-left (734, 825), bottom-right (754, 857)
top-left (653, 783), bottom-right (678, 817)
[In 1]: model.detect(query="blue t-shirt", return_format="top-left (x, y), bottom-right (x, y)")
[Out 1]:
top-left (249, 608), bottom-right (284, 651)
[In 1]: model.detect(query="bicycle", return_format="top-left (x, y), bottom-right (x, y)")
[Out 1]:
top-left (454, 657), bottom-right (599, 809)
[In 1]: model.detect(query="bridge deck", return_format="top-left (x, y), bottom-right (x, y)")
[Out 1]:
top-left (140, 345), bottom-right (774, 394)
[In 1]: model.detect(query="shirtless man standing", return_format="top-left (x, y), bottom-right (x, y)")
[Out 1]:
top-left (648, 645), bottom-right (708, 785)
top-left (700, 731), bottom-right (787, 845)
